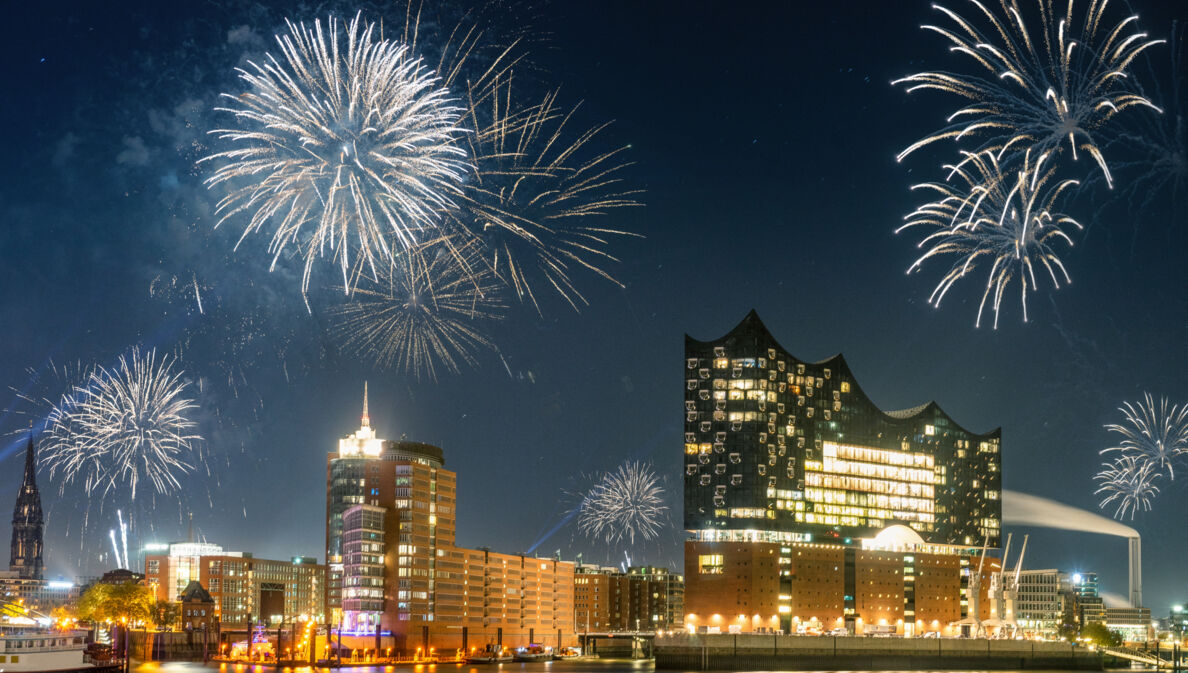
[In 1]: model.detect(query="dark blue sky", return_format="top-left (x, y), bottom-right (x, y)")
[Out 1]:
top-left (2, 1), bottom-right (1185, 610)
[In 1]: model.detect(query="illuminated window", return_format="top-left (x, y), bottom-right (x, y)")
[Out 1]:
top-left (698, 555), bottom-right (724, 574)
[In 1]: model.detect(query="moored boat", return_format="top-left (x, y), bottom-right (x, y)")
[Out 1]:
top-left (553, 646), bottom-right (581, 660)
top-left (512, 643), bottom-right (554, 662)
top-left (464, 643), bottom-right (513, 663)
top-left (0, 627), bottom-right (106, 671)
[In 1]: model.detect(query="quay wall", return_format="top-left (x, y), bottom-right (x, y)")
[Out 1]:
top-left (654, 633), bottom-right (1103, 671)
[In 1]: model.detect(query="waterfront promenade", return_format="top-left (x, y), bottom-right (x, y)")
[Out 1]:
top-left (654, 633), bottom-right (1104, 671)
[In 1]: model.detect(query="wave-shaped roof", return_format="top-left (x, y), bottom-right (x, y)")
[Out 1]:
top-left (686, 309), bottom-right (999, 437)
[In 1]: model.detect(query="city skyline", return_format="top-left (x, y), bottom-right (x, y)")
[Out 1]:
top-left (2, 0), bottom-right (1187, 617)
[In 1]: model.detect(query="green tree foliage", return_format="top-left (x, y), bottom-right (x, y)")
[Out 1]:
top-left (153, 600), bottom-right (180, 630)
top-left (1081, 622), bottom-right (1123, 647)
top-left (77, 582), bottom-right (154, 625)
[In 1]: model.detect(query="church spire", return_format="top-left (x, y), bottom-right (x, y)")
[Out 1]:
top-left (22, 428), bottom-right (36, 489)
top-left (361, 381), bottom-right (370, 429)
top-left (10, 429), bottom-right (44, 580)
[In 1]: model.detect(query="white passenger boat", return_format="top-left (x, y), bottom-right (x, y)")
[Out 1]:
top-left (0, 628), bottom-right (96, 671)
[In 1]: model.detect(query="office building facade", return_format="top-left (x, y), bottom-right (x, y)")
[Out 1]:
top-left (144, 545), bottom-right (325, 626)
top-left (0, 572), bottom-right (78, 613)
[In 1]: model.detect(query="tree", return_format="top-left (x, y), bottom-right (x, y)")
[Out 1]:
top-left (77, 582), bottom-right (154, 626)
top-left (153, 600), bottom-right (179, 631)
top-left (1081, 622), bottom-right (1123, 647)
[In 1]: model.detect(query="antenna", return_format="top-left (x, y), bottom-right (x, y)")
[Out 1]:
top-left (362, 381), bottom-right (370, 428)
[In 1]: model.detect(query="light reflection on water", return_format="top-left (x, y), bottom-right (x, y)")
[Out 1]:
top-left (129, 663), bottom-right (1136, 673)
top-left (132, 660), bottom-right (657, 673)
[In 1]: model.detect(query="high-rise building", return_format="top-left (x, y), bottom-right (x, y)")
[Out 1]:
top-left (683, 312), bottom-right (1003, 635)
top-left (328, 387), bottom-right (578, 653)
top-left (684, 311), bottom-right (1001, 545)
top-left (9, 433), bottom-right (44, 580)
top-left (325, 383), bottom-right (455, 625)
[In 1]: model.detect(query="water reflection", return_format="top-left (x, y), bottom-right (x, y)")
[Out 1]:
top-left (132, 660), bottom-right (657, 673)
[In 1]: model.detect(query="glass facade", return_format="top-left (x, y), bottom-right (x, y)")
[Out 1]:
top-left (342, 504), bottom-right (386, 634)
top-left (684, 311), bottom-right (1001, 547)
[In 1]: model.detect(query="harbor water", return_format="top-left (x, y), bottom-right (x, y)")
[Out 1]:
top-left (127, 660), bottom-right (1146, 673)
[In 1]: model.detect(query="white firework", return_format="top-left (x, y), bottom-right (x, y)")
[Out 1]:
top-left (449, 85), bottom-right (643, 312)
top-left (203, 13), bottom-right (471, 293)
top-left (577, 461), bottom-right (667, 545)
top-left (42, 347), bottom-right (200, 499)
top-left (329, 234), bottom-right (505, 380)
top-left (1102, 393), bottom-right (1188, 480)
top-left (898, 146), bottom-right (1081, 327)
top-left (895, 0), bottom-right (1164, 186)
top-left (1094, 455), bottom-right (1160, 520)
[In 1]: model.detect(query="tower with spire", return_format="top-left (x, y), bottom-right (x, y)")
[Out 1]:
top-left (338, 381), bottom-right (380, 456)
top-left (10, 431), bottom-right (44, 579)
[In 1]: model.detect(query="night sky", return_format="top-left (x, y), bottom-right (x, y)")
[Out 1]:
top-left (2, 1), bottom-right (1186, 611)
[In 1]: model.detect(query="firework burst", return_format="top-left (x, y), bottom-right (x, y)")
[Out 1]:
top-left (895, 0), bottom-right (1164, 185)
top-left (898, 146), bottom-right (1082, 327)
top-left (1094, 455), bottom-right (1160, 519)
top-left (1107, 22), bottom-right (1188, 211)
top-left (449, 83), bottom-right (643, 312)
top-left (329, 235), bottom-right (505, 380)
top-left (203, 13), bottom-right (471, 294)
top-left (1102, 393), bottom-right (1188, 480)
top-left (576, 461), bottom-right (668, 545)
top-left (41, 347), bottom-right (200, 500)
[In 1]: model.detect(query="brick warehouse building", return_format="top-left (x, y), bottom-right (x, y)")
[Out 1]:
top-left (683, 311), bottom-right (1003, 636)
top-left (574, 564), bottom-right (684, 633)
top-left (328, 386), bottom-right (576, 654)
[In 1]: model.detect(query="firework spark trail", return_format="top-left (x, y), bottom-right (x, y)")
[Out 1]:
top-left (41, 347), bottom-right (200, 500)
top-left (1105, 22), bottom-right (1188, 213)
top-left (118, 510), bottom-right (129, 570)
top-left (894, 0), bottom-right (1164, 186)
top-left (898, 146), bottom-right (1081, 327)
top-left (1101, 393), bottom-right (1188, 480)
top-left (448, 81), bottom-right (643, 312)
top-left (203, 13), bottom-right (472, 294)
top-left (108, 529), bottom-right (123, 569)
top-left (1095, 455), bottom-right (1160, 520)
top-left (576, 461), bottom-right (667, 545)
top-left (330, 235), bottom-right (505, 379)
